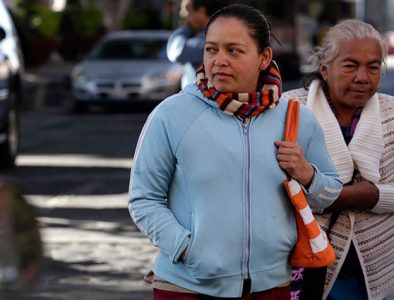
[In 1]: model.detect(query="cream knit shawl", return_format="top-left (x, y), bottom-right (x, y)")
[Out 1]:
top-left (306, 80), bottom-right (384, 184)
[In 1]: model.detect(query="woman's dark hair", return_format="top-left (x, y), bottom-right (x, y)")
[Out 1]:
top-left (205, 4), bottom-right (272, 53)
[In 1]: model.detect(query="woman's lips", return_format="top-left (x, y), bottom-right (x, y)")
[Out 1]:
top-left (350, 89), bottom-right (369, 95)
top-left (213, 72), bottom-right (233, 79)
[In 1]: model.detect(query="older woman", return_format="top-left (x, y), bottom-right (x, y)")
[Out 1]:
top-left (129, 4), bottom-right (342, 299)
top-left (283, 19), bottom-right (394, 300)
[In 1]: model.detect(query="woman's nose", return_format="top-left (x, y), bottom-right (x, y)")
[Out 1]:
top-left (354, 67), bottom-right (369, 82)
top-left (214, 51), bottom-right (228, 66)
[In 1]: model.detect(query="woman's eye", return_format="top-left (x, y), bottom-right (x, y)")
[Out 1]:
top-left (229, 48), bottom-right (241, 54)
top-left (205, 47), bottom-right (217, 54)
top-left (343, 64), bottom-right (356, 69)
top-left (368, 65), bottom-right (380, 72)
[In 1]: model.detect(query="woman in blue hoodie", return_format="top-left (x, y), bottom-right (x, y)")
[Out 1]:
top-left (129, 4), bottom-right (342, 299)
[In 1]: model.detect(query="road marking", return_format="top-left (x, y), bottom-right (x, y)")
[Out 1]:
top-left (26, 194), bottom-right (129, 208)
top-left (16, 154), bottom-right (133, 168)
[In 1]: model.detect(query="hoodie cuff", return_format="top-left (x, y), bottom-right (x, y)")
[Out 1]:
top-left (301, 164), bottom-right (318, 195)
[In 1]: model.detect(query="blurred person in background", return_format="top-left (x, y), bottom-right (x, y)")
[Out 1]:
top-left (166, 0), bottom-right (229, 88)
top-left (129, 4), bottom-right (342, 299)
top-left (283, 19), bottom-right (394, 300)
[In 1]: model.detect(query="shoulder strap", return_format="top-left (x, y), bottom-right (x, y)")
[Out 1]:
top-left (327, 212), bottom-right (340, 238)
top-left (284, 99), bottom-right (300, 143)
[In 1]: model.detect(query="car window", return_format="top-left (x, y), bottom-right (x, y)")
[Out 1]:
top-left (88, 39), bottom-right (168, 60)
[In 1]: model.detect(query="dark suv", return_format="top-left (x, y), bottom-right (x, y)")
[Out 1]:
top-left (0, 0), bottom-right (24, 168)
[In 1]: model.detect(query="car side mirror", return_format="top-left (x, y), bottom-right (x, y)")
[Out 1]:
top-left (0, 27), bottom-right (6, 42)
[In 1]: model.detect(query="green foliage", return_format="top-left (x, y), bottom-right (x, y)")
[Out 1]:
top-left (61, 4), bottom-right (104, 35)
top-left (30, 7), bottom-right (61, 38)
top-left (122, 7), bottom-right (163, 30)
top-left (14, 0), bottom-right (39, 17)
top-left (14, 1), bottom-right (61, 38)
top-left (81, 5), bottom-right (103, 34)
top-left (122, 9), bottom-right (149, 29)
top-left (14, 1), bottom-right (104, 37)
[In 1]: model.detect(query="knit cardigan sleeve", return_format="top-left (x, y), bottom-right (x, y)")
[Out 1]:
top-left (372, 184), bottom-right (394, 213)
top-left (370, 95), bottom-right (394, 214)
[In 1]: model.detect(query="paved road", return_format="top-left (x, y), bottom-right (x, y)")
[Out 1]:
top-left (0, 107), bottom-right (157, 300)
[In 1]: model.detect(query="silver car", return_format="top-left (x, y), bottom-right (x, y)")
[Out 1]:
top-left (70, 30), bottom-right (183, 112)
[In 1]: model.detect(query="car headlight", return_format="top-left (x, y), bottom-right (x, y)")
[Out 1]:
top-left (149, 69), bottom-right (182, 83)
top-left (71, 67), bottom-right (90, 84)
top-left (165, 69), bottom-right (182, 82)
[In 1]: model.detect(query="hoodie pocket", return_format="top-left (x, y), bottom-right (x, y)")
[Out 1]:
top-left (184, 227), bottom-right (241, 279)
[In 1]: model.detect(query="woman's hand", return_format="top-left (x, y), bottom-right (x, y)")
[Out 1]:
top-left (324, 180), bottom-right (379, 213)
top-left (274, 140), bottom-right (314, 188)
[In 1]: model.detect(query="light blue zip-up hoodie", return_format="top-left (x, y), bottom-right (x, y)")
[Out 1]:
top-left (128, 84), bottom-right (342, 297)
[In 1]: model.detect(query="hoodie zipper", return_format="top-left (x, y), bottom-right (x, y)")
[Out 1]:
top-left (241, 119), bottom-right (251, 281)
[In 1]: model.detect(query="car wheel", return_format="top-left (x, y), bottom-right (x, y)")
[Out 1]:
top-left (0, 92), bottom-right (19, 169)
top-left (73, 101), bottom-right (89, 113)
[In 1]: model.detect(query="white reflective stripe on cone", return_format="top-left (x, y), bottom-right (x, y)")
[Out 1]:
top-left (299, 206), bottom-right (314, 225)
top-left (310, 232), bottom-right (329, 253)
top-left (289, 179), bottom-right (301, 196)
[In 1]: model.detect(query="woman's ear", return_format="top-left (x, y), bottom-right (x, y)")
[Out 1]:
top-left (259, 47), bottom-right (273, 71)
top-left (320, 64), bottom-right (329, 81)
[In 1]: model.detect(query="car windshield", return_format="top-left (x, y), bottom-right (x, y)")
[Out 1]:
top-left (88, 38), bottom-right (168, 60)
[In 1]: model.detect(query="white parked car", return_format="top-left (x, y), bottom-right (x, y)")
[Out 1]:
top-left (70, 30), bottom-right (183, 112)
top-left (0, 0), bottom-right (24, 168)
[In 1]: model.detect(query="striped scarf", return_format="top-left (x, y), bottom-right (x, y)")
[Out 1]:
top-left (196, 61), bottom-right (282, 117)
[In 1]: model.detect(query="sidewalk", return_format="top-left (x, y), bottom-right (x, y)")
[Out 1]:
top-left (0, 188), bottom-right (156, 300)
top-left (1, 60), bottom-right (158, 299)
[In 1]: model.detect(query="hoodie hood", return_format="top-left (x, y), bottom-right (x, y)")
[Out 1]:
top-left (182, 83), bottom-right (221, 111)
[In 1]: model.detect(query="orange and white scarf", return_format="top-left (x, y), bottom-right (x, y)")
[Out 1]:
top-left (196, 61), bottom-right (282, 117)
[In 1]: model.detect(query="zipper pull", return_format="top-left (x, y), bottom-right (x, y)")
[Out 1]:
top-left (242, 119), bottom-right (249, 134)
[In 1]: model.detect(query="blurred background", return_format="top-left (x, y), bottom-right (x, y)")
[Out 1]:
top-left (0, 0), bottom-right (393, 299)
top-left (5, 0), bottom-right (394, 76)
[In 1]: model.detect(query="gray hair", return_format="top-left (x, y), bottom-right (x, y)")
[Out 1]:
top-left (310, 19), bottom-right (387, 70)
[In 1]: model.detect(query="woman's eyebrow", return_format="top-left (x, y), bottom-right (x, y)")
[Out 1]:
top-left (205, 41), bottom-right (246, 48)
top-left (340, 57), bottom-right (382, 64)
